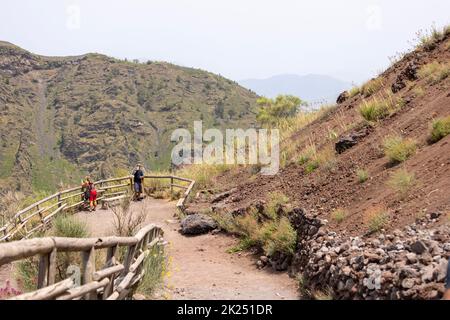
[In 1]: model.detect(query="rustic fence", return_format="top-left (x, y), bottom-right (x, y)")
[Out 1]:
top-left (0, 175), bottom-right (195, 242)
top-left (0, 224), bottom-right (163, 300)
top-left (0, 174), bottom-right (195, 300)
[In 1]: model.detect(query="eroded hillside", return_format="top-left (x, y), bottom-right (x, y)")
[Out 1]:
top-left (0, 41), bottom-right (258, 193)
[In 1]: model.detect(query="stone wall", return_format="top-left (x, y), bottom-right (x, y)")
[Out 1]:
top-left (288, 208), bottom-right (449, 300)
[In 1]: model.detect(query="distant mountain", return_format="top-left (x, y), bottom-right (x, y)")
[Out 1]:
top-left (240, 74), bottom-right (352, 105)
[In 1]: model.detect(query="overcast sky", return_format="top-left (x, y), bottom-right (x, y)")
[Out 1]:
top-left (1, 0), bottom-right (449, 84)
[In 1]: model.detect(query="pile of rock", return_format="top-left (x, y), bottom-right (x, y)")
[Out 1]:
top-left (288, 209), bottom-right (449, 300)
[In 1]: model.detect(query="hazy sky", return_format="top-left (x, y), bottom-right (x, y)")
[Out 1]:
top-left (1, 0), bottom-right (449, 84)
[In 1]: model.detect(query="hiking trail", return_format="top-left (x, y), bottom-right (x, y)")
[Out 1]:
top-left (74, 198), bottom-right (299, 300)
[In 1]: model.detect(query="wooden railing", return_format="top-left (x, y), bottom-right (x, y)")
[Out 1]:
top-left (0, 175), bottom-right (195, 242)
top-left (0, 224), bottom-right (164, 300)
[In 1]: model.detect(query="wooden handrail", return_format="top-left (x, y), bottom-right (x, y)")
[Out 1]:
top-left (1, 224), bottom-right (164, 300)
top-left (0, 175), bottom-right (195, 242)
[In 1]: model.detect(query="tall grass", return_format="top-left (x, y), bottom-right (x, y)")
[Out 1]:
top-left (429, 116), bottom-right (450, 143)
top-left (365, 207), bottom-right (390, 233)
top-left (137, 245), bottom-right (167, 298)
top-left (383, 136), bottom-right (417, 164)
top-left (361, 78), bottom-right (384, 97)
top-left (418, 62), bottom-right (450, 84)
top-left (387, 168), bottom-right (416, 199)
top-left (359, 91), bottom-right (404, 122)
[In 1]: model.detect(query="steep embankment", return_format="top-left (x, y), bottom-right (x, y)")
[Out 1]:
top-left (0, 41), bottom-right (258, 194)
top-left (199, 32), bottom-right (450, 235)
top-left (187, 30), bottom-right (450, 299)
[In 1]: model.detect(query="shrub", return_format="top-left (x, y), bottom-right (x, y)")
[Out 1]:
top-left (111, 198), bottom-right (146, 237)
top-left (15, 258), bottom-right (39, 292)
top-left (361, 78), bottom-right (384, 97)
top-left (331, 209), bottom-right (347, 224)
top-left (356, 169), bottom-right (369, 183)
top-left (137, 245), bottom-right (167, 298)
top-left (365, 207), bottom-right (390, 233)
top-left (256, 95), bottom-right (305, 126)
top-left (383, 136), bottom-right (417, 163)
top-left (418, 62), bottom-right (450, 84)
top-left (388, 168), bottom-right (416, 198)
top-left (359, 97), bottom-right (391, 121)
top-left (225, 205), bottom-right (296, 257)
top-left (429, 116), bottom-right (450, 143)
top-left (359, 91), bottom-right (404, 122)
top-left (265, 192), bottom-right (290, 219)
top-left (348, 86), bottom-right (361, 98)
top-left (261, 217), bottom-right (297, 256)
top-left (53, 214), bottom-right (89, 238)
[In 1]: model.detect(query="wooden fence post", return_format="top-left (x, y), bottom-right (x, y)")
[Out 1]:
top-left (37, 253), bottom-right (50, 289)
top-left (82, 247), bottom-right (96, 300)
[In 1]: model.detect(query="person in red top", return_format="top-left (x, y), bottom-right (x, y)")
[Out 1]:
top-left (89, 183), bottom-right (97, 212)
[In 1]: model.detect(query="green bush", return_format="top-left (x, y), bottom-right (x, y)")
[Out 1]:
top-left (418, 62), bottom-right (450, 84)
top-left (359, 98), bottom-right (391, 121)
top-left (265, 192), bottom-right (290, 219)
top-left (356, 169), bottom-right (369, 183)
top-left (430, 116), bottom-right (450, 143)
top-left (366, 208), bottom-right (390, 233)
top-left (53, 214), bottom-right (89, 238)
top-left (383, 136), bottom-right (417, 163)
top-left (388, 168), bottom-right (416, 198)
top-left (361, 78), bottom-right (384, 97)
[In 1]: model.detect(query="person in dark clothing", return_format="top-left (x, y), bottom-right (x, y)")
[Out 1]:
top-left (132, 164), bottom-right (144, 200)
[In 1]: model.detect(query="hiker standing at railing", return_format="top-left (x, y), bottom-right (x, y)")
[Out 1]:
top-left (81, 176), bottom-right (91, 209)
top-left (89, 182), bottom-right (98, 212)
top-left (132, 164), bottom-right (145, 201)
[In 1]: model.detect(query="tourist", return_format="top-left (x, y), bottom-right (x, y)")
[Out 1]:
top-left (132, 164), bottom-right (145, 201)
top-left (89, 182), bottom-right (97, 212)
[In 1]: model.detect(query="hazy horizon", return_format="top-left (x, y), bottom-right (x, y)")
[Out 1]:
top-left (1, 0), bottom-right (449, 85)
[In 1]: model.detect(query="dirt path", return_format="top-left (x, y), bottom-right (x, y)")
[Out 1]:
top-left (75, 198), bottom-right (299, 300)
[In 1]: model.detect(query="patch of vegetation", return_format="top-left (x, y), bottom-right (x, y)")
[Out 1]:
top-left (412, 86), bottom-right (425, 98)
top-left (365, 207), bottom-right (390, 233)
top-left (387, 168), bottom-right (416, 199)
top-left (137, 245), bottom-right (167, 298)
top-left (356, 169), bottom-right (369, 183)
top-left (53, 214), bottom-right (89, 238)
top-left (429, 116), bottom-right (450, 143)
top-left (415, 25), bottom-right (448, 50)
top-left (111, 198), bottom-right (146, 237)
top-left (383, 136), bottom-right (417, 164)
top-left (256, 95), bottom-right (306, 126)
top-left (331, 209), bottom-right (347, 224)
top-left (265, 191), bottom-right (290, 219)
top-left (348, 86), bottom-right (360, 98)
top-left (218, 196), bottom-right (297, 257)
top-left (297, 144), bottom-right (317, 165)
top-left (359, 92), bottom-right (404, 122)
top-left (361, 78), bottom-right (384, 97)
top-left (418, 62), bottom-right (450, 84)
top-left (300, 144), bottom-right (336, 174)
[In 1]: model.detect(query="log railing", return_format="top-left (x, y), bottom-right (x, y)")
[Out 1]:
top-left (0, 175), bottom-right (195, 242)
top-left (0, 224), bottom-right (164, 300)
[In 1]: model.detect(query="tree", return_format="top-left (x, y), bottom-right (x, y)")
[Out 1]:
top-left (256, 95), bottom-right (305, 126)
